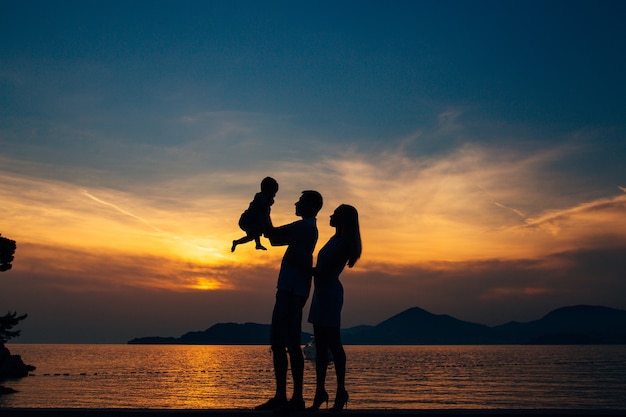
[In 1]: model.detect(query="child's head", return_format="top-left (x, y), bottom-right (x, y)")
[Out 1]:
top-left (261, 176), bottom-right (279, 197)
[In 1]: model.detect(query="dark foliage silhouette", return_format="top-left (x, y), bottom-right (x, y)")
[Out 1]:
top-left (0, 234), bottom-right (34, 393)
top-left (0, 233), bottom-right (23, 345)
top-left (0, 311), bottom-right (27, 345)
top-left (0, 234), bottom-right (16, 272)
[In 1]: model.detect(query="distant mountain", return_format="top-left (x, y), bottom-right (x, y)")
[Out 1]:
top-left (129, 322), bottom-right (311, 345)
top-left (178, 323), bottom-right (271, 344)
top-left (128, 305), bottom-right (626, 345)
top-left (341, 307), bottom-right (508, 345)
top-left (493, 305), bottom-right (626, 344)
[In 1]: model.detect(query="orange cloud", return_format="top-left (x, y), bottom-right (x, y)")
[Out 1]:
top-left (482, 287), bottom-right (555, 299)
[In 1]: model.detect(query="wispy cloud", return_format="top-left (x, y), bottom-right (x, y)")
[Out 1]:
top-left (519, 187), bottom-right (626, 237)
top-left (492, 201), bottom-right (526, 219)
top-left (304, 144), bottom-right (592, 262)
top-left (82, 190), bottom-right (166, 233)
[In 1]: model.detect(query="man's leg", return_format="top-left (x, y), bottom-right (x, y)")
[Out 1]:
top-left (255, 292), bottom-right (290, 410)
top-left (286, 293), bottom-right (308, 408)
top-left (272, 345), bottom-right (288, 400)
top-left (288, 343), bottom-right (304, 402)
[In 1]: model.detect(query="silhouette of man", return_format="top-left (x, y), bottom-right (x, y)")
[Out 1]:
top-left (255, 190), bottom-right (323, 412)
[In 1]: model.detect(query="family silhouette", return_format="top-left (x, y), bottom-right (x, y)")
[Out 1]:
top-left (233, 179), bottom-right (361, 412)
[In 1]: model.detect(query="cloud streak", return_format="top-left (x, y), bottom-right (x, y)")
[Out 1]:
top-left (521, 187), bottom-right (626, 234)
top-left (82, 190), bottom-right (166, 234)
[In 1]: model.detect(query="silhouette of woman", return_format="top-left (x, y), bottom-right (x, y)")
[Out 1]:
top-left (307, 204), bottom-right (362, 411)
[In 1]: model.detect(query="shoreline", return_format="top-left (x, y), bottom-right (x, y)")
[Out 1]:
top-left (2, 409), bottom-right (626, 417)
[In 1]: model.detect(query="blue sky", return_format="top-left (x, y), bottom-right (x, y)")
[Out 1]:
top-left (2, 0), bottom-right (626, 343)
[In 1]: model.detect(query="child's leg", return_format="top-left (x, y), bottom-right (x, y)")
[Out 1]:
top-left (254, 236), bottom-right (267, 250)
top-left (232, 235), bottom-right (254, 252)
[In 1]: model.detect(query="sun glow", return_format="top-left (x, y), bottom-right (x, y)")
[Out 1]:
top-left (188, 277), bottom-right (229, 291)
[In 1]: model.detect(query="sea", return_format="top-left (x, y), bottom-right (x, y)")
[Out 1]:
top-left (1, 344), bottom-right (625, 410)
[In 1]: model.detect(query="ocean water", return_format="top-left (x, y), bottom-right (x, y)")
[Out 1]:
top-left (1, 344), bottom-right (625, 410)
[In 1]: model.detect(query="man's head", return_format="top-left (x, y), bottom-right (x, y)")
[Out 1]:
top-left (295, 190), bottom-right (323, 218)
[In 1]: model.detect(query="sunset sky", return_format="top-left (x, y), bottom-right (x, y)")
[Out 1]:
top-left (2, 0), bottom-right (625, 343)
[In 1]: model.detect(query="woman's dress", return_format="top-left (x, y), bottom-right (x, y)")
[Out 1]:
top-left (308, 236), bottom-right (347, 328)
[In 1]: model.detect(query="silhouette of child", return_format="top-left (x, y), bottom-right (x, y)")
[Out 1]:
top-left (232, 177), bottom-right (279, 252)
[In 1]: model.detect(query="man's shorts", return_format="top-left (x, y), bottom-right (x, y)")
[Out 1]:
top-left (270, 290), bottom-right (308, 349)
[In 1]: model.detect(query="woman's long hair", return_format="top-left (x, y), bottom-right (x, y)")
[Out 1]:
top-left (336, 204), bottom-right (362, 268)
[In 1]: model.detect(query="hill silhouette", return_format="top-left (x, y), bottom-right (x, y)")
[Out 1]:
top-left (493, 305), bottom-right (626, 344)
top-left (341, 306), bottom-right (508, 345)
top-left (129, 323), bottom-right (312, 345)
top-left (128, 304), bottom-right (626, 345)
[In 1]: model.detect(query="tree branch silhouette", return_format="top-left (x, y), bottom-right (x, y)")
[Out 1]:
top-left (0, 234), bottom-right (16, 272)
top-left (0, 233), bottom-right (33, 390)
top-left (0, 233), bottom-right (26, 345)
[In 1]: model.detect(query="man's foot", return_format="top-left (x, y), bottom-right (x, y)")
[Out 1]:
top-left (254, 397), bottom-right (287, 411)
top-left (271, 397), bottom-right (305, 413)
top-left (287, 397), bottom-right (305, 411)
top-left (231, 241), bottom-right (237, 252)
top-left (255, 244), bottom-right (267, 250)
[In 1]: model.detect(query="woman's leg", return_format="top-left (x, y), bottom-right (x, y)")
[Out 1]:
top-left (325, 326), bottom-right (348, 410)
top-left (313, 325), bottom-right (330, 393)
top-left (327, 326), bottom-right (346, 391)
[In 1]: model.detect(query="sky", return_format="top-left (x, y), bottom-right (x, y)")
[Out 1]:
top-left (1, 0), bottom-right (625, 343)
